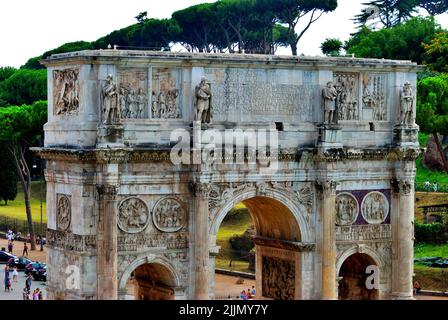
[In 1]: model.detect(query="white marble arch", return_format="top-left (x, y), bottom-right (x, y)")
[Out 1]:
top-left (209, 187), bottom-right (313, 244)
top-left (118, 254), bottom-right (183, 299)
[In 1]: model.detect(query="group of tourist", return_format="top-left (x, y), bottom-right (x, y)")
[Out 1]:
top-left (23, 286), bottom-right (44, 300)
top-left (424, 180), bottom-right (439, 192)
top-left (240, 286), bottom-right (256, 300)
top-left (3, 265), bottom-right (19, 292)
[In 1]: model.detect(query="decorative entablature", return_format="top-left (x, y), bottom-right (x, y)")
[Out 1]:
top-left (253, 236), bottom-right (315, 252)
top-left (308, 146), bottom-right (421, 163)
top-left (33, 145), bottom-right (420, 166)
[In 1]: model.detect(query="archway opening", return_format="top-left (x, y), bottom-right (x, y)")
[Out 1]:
top-left (125, 263), bottom-right (176, 300)
top-left (214, 196), bottom-right (302, 300)
top-left (338, 253), bottom-right (379, 300)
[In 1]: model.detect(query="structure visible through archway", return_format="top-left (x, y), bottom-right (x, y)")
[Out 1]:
top-left (338, 253), bottom-right (379, 300)
top-left (213, 196), bottom-right (310, 300)
top-left (126, 263), bottom-right (176, 300)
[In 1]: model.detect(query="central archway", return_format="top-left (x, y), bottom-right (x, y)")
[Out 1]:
top-left (210, 189), bottom-right (313, 300)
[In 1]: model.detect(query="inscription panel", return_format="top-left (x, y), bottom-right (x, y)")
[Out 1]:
top-left (204, 68), bottom-right (317, 122)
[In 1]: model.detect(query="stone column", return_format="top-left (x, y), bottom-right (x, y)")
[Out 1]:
top-left (96, 184), bottom-right (119, 300)
top-left (317, 180), bottom-right (338, 300)
top-left (191, 182), bottom-right (211, 300)
top-left (391, 179), bottom-right (414, 300)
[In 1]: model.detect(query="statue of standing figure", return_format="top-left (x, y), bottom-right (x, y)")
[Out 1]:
top-left (194, 77), bottom-right (212, 124)
top-left (400, 81), bottom-right (414, 125)
top-left (102, 74), bottom-right (119, 124)
top-left (322, 81), bottom-right (338, 124)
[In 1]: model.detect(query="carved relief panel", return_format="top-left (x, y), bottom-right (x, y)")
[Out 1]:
top-left (361, 191), bottom-right (389, 224)
top-left (334, 72), bottom-right (360, 121)
top-left (362, 74), bottom-right (387, 121)
top-left (117, 68), bottom-right (148, 119)
top-left (262, 256), bottom-right (295, 300)
top-left (335, 193), bottom-right (359, 226)
top-left (53, 68), bottom-right (80, 115)
top-left (56, 194), bottom-right (71, 231)
top-left (152, 197), bottom-right (187, 232)
top-left (151, 68), bottom-right (181, 119)
top-left (117, 197), bottom-right (150, 233)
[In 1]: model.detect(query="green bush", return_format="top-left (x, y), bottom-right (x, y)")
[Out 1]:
top-left (415, 222), bottom-right (446, 243)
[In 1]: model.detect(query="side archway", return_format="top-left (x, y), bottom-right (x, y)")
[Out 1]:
top-left (118, 255), bottom-right (182, 300)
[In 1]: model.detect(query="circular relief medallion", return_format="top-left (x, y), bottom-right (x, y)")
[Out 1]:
top-left (117, 197), bottom-right (150, 233)
top-left (335, 193), bottom-right (359, 226)
top-left (57, 194), bottom-right (71, 231)
top-left (152, 197), bottom-right (186, 233)
top-left (361, 191), bottom-right (389, 224)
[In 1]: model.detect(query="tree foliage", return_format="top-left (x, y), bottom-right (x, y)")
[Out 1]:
top-left (355, 0), bottom-right (447, 29)
top-left (0, 146), bottom-right (17, 205)
top-left (346, 16), bottom-right (442, 63)
top-left (423, 31), bottom-right (448, 73)
top-left (417, 74), bottom-right (448, 136)
top-left (0, 101), bottom-right (48, 250)
top-left (0, 69), bottom-right (47, 107)
top-left (320, 38), bottom-right (343, 55)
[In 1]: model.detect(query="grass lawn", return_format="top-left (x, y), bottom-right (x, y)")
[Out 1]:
top-left (0, 180), bottom-right (47, 223)
top-left (414, 265), bottom-right (448, 292)
top-left (415, 243), bottom-right (448, 259)
top-left (216, 207), bottom-right (253, 273)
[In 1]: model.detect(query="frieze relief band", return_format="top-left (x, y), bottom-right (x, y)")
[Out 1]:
top-left (47, 229), bottom-right (97, 252)
top-left (336, 224), bottom-right (392, 241)
top-left (117, 232), bottom-right (188, 251)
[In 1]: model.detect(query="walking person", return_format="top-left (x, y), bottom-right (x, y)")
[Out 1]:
top-left (424, 180), bottom-right (431, 192)
top-left (25, 273), bottom-right (32, 292)
top-left (23, 287), bottom-right (30, 300)
top-left (23, 242), bottom-right (28, 257)
top-left (433, 181), bottom-right (438, 192)
top-left (7, 241), bottom-right (13, 254)
top-left (4, 265), bottom-right (10, 292)
top-left (33, 289), bottom-right (39, 300)
top-left (38, 288), bottom-right (43, 300)
top-left (12, 266), bottom-right (18, 283)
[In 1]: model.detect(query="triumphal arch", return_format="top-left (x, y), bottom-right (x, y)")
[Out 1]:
top-left (35, 50), bottom-right (420, 300)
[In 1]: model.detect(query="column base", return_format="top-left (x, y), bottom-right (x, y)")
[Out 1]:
top-left (390, 292), bottom-right (415, 300)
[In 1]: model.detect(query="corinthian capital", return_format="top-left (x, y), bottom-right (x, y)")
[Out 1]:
top-left (390, 179), bottom-right (412, 195)
top-left (96, 184), bottom-right (119, 200)
top-left (189, 181), bottom-right (212, 199)
top-left (316, 180), bottom-right (339, 196)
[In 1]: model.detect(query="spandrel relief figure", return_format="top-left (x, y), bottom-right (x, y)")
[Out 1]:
top-left (322, 81), bottom-right (338, 124)
top-left (400, 81), bottom-right (415, 126)
top-left (102, 74), bottom-right (119, 125)
top-left (195, 77), bottom-right (213, 124)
